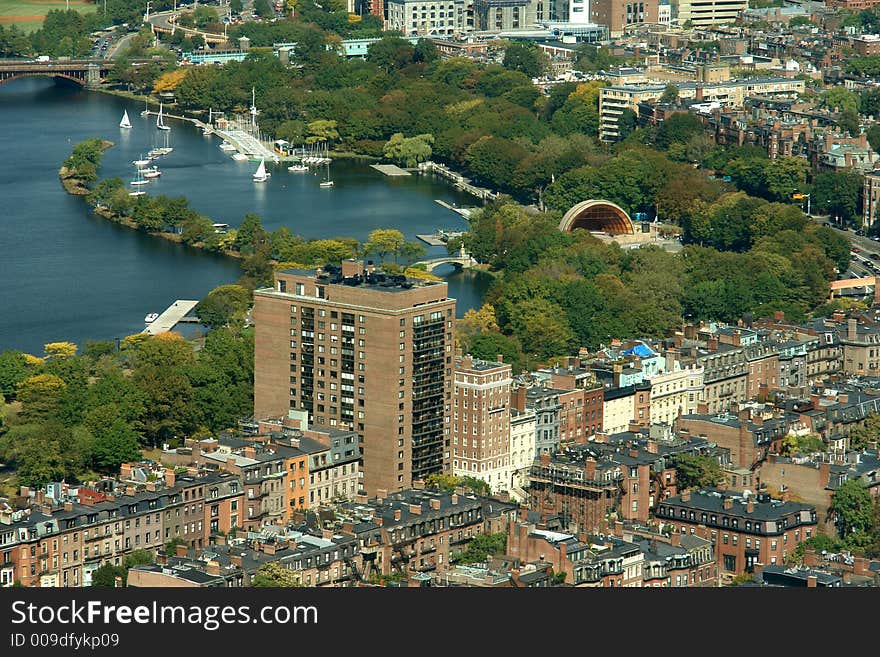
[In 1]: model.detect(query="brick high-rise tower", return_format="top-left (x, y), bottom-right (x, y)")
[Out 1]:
top-left (253, 260), bottom-right (456, 495)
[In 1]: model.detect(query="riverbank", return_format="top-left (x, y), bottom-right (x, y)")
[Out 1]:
top-left (58, 139), bottom-right (245, 261)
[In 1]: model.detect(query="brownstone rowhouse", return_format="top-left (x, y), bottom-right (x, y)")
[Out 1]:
top-left (254, 261), bottom-right (456, 496)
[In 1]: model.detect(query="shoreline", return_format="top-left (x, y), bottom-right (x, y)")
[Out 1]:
top-left (58, 140), bottom-right (245, 263)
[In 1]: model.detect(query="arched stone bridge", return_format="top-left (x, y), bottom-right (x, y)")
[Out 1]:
top-left (0, 60), bottom-right (112, 88)
top-left (414, 248), bottom-right (479, 273)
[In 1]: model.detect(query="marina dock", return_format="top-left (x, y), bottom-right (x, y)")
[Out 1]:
top-left (417, 227), bottom-right (466, 246)
top-left (434, 199), bottom-right (475, 219)
top-left (143, 300), bottom-right (200, 335)
top-left (370, 163), bottom-right (412, 176)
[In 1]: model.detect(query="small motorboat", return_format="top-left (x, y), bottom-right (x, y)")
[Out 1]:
top-left (144, 312), bottom-right (159, 323)
top-left (288, 163), bottom-right (309, 172)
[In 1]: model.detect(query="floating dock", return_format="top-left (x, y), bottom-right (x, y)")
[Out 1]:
top-left (434, 199), bottom-right (475, 219)
top-left (143, 300), bottom-right (200, 335)
top-left (417, 227), bottom-right (466, 246)
top-left (370, 163), bottom-right (412, 176)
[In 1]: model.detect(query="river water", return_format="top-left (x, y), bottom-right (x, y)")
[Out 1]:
top-left (0, 78), bottom-right (492, 354)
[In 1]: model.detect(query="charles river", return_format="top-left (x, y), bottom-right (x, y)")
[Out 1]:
top-left (0, 78), bottom-right (492, 354)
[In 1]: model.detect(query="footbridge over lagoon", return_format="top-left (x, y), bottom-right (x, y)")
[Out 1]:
top-left (413, 247), bottom-right (479, 274)
top-left (0, 60), bottom-right (112, 88)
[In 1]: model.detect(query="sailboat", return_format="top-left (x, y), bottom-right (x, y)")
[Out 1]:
top-left (156, 103), bottom-right (170, 131)
top-left (140, 98), bottom-right (149, 117)
top-left (132, 153), bottom-right (151, 167)
top-left (202, 108), bottom-right (214, 135)
top-left (252, 158), bottom-right (270, 182)
top-left (288, 159), bottom-right (308, 172)
top-left (130, 167), bottom-right (150, 187)
top-left (119, 109), bottom-right (132, 129)
top-left (319, 161), bottom-right (334, 188)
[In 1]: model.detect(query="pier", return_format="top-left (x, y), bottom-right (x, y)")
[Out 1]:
top-left (418, 161), bottom-right (498, 201)
top-left (417, 227), bottom-right (466, 246)
top-left (370, 163), bottom-right (412, 176)
top-left (142, 300), bottom-right (200, 335)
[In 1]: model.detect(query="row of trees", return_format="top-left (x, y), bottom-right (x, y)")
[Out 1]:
top-left (0, 327), bottom-right (254, 487)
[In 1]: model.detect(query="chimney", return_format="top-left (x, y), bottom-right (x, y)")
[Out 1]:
top-left (230, 553), bottom-right (243, 567)
top-left (412, 479), bottom-right (425, 490)
top-left (243, 446), bottom-right (256, 460)
top-left (164, 470), bottom-right (176, 488)
top-left (175, 543), bottom-right (188, 557)
top-left (120, 463), bottom-right (132, 480)
top-left (63, 502), bottom-right (73, 512)
top-left (205, 561), bottom-right (221, 576)
top-left (613, 521), bottom-right (624, 537)
top-left (451, 494), bottom-right (459, 505)
top-left (723, 497), bottom-right (733, 510)
top-left (670, 532), bottom-right (681, 546)
top-left (125, 485), bottom-right (136, 497)
top-left (819, 461), bottom-right (831, 486)
top-left (376, 488), bottom-right (388, 504)
top-left (409, 503), bottom-right (422, 515)
top-left (681, 490), bottom-right (691, 502)
top-left (746, 499), bottom-right (754, 514)
top-left (226, 457), bottom-right (236, 471)
top-left (584, 457), bottom-right (597, 481)
top-left (497, 354), bottom-right (504, 363)
top-left (848, 318), bottom-right (857, 341)
top-left (394, 509), bottom-right (402, 521)
top-left (646, 439), bottom-right (658, 454)
top-left (628, 448), bottom-right (639, 458)
top-left (429, 498), bottom-right (441, 510)
top-left (540, 452), bottom-right (551, 466)
top-left (806, 574), bottom-right (817, 588)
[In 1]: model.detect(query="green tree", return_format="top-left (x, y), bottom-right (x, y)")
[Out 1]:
top-left (383, 133), bottom-right (434, 168)
top-left (502, 41), bottom-right (547, 78)
top-left (812, 171), bottom-right (862, 224)
top-left (230, 0), bottom-right (243, 13)
top-left (453, 532), bottom-right (506, 564)
top-left (251, 561), bottom-right (304, 587)
top-left (672, 454), bottom-right (723, 490)
top-left (820, 86), bottom-right (859, 115)
top-left (0, 351), bottom-right (30, 399)
top-left (830, 479), bottom-right (874, 540)
top-left (365, 228), bottom-right (405, 262)
top-left (16, 373), bottom-right (67, 423)
top-left (91, 563), bottom-right (126, 587)
top-left (196, 285), bottom-right (253, 330)
top-left (659, 83), bottom-right (679, 104)
top-left (235, 213), bottom-right (268, 254)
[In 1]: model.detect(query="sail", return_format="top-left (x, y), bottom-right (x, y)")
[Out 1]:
top-left (120, 110), bottom-right (131, 128)
top-left (254, 159), bottom-right (266, 179)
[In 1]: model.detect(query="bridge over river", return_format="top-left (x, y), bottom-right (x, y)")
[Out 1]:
top-left (0, 60), bottom-right (113, 88)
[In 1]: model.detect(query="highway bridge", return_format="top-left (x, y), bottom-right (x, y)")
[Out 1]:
top-left (0, 60), bottom-right (112, 88)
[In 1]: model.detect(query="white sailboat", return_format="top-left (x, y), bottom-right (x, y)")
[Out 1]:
top-left (130, 168), bottom-right (150, 187)
top-left (120, 109), bottom-right (132, 129)
top-left (140, 98), bottom-right (149, 117)
top-left (142, 166), bottom-right (162, 178)
top-left (252, 158), bottom-right (270, 182)
top-left (288, 160), bottom-right (308, 172)
top-left (132, 153), bottom-right (151, 167)
top-left (319, 161), bottom-right (334, 188)
top-left (156, 103), bottom-right (171, 131)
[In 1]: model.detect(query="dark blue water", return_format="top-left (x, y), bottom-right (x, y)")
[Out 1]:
top-left (0, 78), bottom-right (491, 354)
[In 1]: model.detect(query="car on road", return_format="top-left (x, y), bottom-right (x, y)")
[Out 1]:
top-left (872, 254), bottom-right (880, 260)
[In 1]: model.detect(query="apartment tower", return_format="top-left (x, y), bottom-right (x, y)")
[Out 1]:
top-left (253, 260), bottom-right (456, 496)
top-left (451, 354), bottom-right (512, 493)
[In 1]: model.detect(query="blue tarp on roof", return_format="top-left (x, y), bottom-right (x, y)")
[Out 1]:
top-left (622, 343), bottom-right (655, 358)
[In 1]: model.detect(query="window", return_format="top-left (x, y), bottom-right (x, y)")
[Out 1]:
top-left (723, 554), bottom-right (736, 572)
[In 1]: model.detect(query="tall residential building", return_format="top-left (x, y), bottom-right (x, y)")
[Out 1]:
top-left (451, 355), bottom-right (512, 492)
top-left (253, 260), bottom-right (456, 496)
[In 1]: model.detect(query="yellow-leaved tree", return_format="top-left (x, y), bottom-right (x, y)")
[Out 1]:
top-left (44, 342), bottom-right (77, 359)
top-left (153, 69), bottom-right (188, 94)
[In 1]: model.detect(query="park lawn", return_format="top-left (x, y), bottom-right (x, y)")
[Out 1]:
top-left (0, 0), bottom-right (96, 32)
